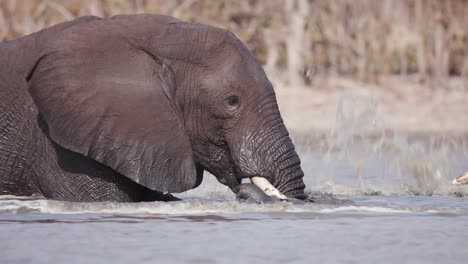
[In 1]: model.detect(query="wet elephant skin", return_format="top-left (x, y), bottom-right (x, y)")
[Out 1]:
top-left (0, 14), bottom-right (306, 202)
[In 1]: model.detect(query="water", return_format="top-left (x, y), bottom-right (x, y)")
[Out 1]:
top-left (1, 195), bottom-right (468, 264)
top-left (2, 93), bottom-right (468, 263)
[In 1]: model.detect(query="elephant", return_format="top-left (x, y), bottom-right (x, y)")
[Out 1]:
top-left (0, 14), bottom-right (307, 202)
top-left (452, 172), bottom-right (468, 185)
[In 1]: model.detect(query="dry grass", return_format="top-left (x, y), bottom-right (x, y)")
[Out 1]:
top-left (1, 0), bottom-right (467, 88)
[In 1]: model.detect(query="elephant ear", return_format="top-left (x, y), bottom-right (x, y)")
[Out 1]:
top-left (27, 20), bottom-right (197, 193)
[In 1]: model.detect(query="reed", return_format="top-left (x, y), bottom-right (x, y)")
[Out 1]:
top-left (1, 0), bottom-right (466, 88)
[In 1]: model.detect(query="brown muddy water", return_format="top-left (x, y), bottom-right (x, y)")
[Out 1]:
top-left (2, 94), bottom-right (468, 264)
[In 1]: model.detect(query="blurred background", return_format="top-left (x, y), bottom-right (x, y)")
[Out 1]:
top-left (1, 0), bottom-right (467, 134)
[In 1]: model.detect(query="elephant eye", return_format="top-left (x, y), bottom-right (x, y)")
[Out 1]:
top-left (225, 95), bottom-right (240, 110)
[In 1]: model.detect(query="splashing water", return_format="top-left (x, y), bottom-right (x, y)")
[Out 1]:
top-left (296, 92), bottom-right (468, 197)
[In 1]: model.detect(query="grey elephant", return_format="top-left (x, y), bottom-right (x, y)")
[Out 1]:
top-left (0, 14), bottom-right (306, 202)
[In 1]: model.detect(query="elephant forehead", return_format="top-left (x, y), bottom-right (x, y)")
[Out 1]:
top-left (204, 55), bottom-right (271, 88)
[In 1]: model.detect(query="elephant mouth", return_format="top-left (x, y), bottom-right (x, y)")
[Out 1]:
top-left (230, 174), bottom-right (307, 202)
top-left (221, 155), bottom-right (305, 201)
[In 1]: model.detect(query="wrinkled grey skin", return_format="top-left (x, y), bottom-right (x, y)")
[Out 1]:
top-left (0, 14), bottom-right (306, 202)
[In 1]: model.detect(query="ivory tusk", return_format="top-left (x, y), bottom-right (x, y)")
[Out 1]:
top-left (250, 176), bottom-right (288, 200)
top-left (452, 172), bottom-right (468, 185)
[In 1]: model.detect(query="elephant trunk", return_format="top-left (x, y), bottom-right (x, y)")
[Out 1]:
top-left (269, 132), bottom-right (306, 199)
top-left (276, 162), bottom-right (306, 199)
top-left (231, 106), bottom-right (306, 200)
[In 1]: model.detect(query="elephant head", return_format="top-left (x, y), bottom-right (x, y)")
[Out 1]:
top-left (26, 14), bottom-right (306, 200)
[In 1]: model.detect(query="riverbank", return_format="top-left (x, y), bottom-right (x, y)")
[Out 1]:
top-left (275, 76), bottom-right (468, 136)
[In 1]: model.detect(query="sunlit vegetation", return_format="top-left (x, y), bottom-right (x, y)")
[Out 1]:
top-left (1, 0), bottom-right (466, 87)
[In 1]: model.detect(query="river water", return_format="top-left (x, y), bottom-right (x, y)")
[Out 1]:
top-left (1, 94), bottom-right (468, 263)
top-left (1, 194), bottom-right (468, 264)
